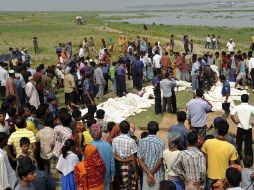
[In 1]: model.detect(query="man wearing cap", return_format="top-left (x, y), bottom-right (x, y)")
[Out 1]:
top-left (226, 39), bottom-right (235, 53)
top-left (25, 76), bottom-right (40, 109)
top-left (90, 124), bottom-right (115, 190)
top-left (6, 70), bottom-right (20, 110)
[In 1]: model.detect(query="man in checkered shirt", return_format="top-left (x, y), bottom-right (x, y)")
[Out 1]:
top-left (137, 121), bottom-right (165, 190)
top-left (112, 120), bottom-right (137, 190)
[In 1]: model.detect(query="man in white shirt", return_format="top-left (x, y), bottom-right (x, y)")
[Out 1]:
top-left (248, 53), bottom-right (254, 92)
top-left (230, 94), bottom-right (254, 159)
top-left (0, 62), bottom-right (8, 102)
top-left (152, 50), bottom-right (162, 76)
top-left (226, 39), bottom-right (235, 52)
top-left (205, 34), bottom-right (211, 49)
top-left (78, 45), bottom-right (84, 58)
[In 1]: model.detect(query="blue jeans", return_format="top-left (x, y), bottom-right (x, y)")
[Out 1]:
top-left (172, 178), bottom-right (185, 190)
top-left (112, 78), bottom-right (116, 93)
top-left (192, 74), bottom-right (199, 91)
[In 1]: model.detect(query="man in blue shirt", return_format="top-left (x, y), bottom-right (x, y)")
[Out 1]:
top-left (220, 75), bottom-right (231, 117)
top-left (168, 111), bottom-right (189, 150)
top-left (133, 55), bottom-right (144, 90)
top-left (90, 124), bottom-right (115, 190)
top-left (116, 62), bottom-right (126, 97)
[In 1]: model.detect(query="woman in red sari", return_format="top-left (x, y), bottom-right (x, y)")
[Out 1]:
top-left (74, 144), bottom-right (106, 190)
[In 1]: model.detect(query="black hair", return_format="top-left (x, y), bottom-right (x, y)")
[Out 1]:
top-left (36, 103), bottom-right (49, 119)
top-left (243, 156), bottom-right (253, 168)
top-left (17, 157), bottom-right (36, 180)
top-left (159, 180), bottom-right (176, 190)
top-left (147, 121), bottom-right (159, 135)
top-left (1, 102), bottom-right (10, 114)
top-left (0, 133), bottom-right (8, 148)
top-left (141, 131), bottom-right (149, 139)
top-left (6, 95), bottom-right (16, 103)
top-left (119, 120), bottom-right (130, 134)
top-left (96, 109), bottom-right (105, 119)
top-left (219, 75), bottom-right (226, 81)
top-left (59, 111), bottom-right (72, 127)
top-left (107, 121), bottom-right (116, 132)
top-left (187, 131), bottom-right (198, 146)
top-left (44, 113), bottom-right (55, 127)
top-left (20, 137), bottom-right (30, 146)
top-left (0, 108), bottom-right (5, 116)
top-left (226, 167), bottom-right (241, 187)
top-left (15, 116), bottom-right (27, 129)
top-left (241, 94), bottom-right (249, 103)
top-left (217, 120), bottom-right (229, 136)
top-left (61, 139), bottom-right (75, 159)
top-left (7, 107), bottom-right (16, 118)
top-left (29, 105), bottom-right (37, 115)
top-left (196, 88), bottom-right (204, 97)
top-left (164, 72), bottom-right (169, 78)
top-left (72, 109), bottom-right (81, 119)
top-left (86, 118), bottom-right (97, 128)
top-left (177, 111), bottom-right (186, 122)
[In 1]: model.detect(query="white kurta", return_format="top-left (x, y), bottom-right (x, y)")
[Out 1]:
top-left (25, 81), bottom-right (40, 109)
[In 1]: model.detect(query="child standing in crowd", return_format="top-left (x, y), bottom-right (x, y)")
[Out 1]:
top-left (18, 137), bottom-right (31, 159)
top-left (15, 159), bottom-right (37, 190)
top-left (56, 139), bottom-right (79, 190)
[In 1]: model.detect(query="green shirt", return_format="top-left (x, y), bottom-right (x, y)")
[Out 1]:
top-left (109, 66), bottom-right (116, 79)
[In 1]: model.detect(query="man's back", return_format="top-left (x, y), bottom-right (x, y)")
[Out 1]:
top-left (94, 67), bottom-right (104, 85)
top-left (202, 138), bottom-right (238, 180)
top-left (160, 79), bottom-right (173, 98)
top-left (137, 135), bottom-right (164, 178)
top-left (112, 134), bottom-right (137, 159)
top-left (186, 98), bottom-right (211, 127)
top-left (172, 146), bottom-right (206, 181)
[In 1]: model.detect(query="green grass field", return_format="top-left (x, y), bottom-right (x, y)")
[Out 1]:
top-left (0, 11), bottom-right (253, 127)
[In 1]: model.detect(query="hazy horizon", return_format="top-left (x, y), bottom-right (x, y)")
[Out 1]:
top-left (1, 0), bottom-right (251, 11)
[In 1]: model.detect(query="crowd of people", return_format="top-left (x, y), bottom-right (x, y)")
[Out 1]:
top-left (0, 33), bottom-right (254, 190)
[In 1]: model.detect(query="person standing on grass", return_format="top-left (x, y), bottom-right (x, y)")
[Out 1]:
top-left (152, 73), bottom-right (162, 115)
top-left (0, 62), bottom-right (8, 103)
top-left (220, 75), bottom-right (231, 117)
top-left (186, 88), bottom-right (212, 140)
top-left (170, 34), bottom-right (175, 51)
top-left (116, 62), bottom-right (126, 97)
top-left (64, 68), bottom-right (76, 109)
top-left (248, 51), bottom-right (254, 92)
top-left (230, 94), bottom-right (254, 159)
top-left (138, 121), bottom-right (165, 190)
top-left (226, 38), bottom-right (235, 53)
top-left (171, 131), bottom-right (206, 190)
top-left (133, 54), bottom-right (144, 90)
top-left (190, 54), bottom-right (200, 92)
top-left (160, 72), bottom-right (176, 113)
top-left (94, 63), bottom-right (106, 101)
top-left (201, 119), bottom-right (238, 190)
top-left (153, 50), bottom-right (162, 76)
top-left (6, 70), bottom-right (20, 110)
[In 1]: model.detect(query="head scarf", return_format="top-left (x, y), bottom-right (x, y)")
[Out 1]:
top-left (90, 124), bottom-right (102, 140)
top-left (84, 144), bottom-right (106, 188)
top-left (107, 125), bottom-right (121, 144)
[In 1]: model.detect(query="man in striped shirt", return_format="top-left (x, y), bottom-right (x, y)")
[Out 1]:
top-left (138, 121), bottom-right (164, 190)
top-left (171, 131), bottom-right (206, 189)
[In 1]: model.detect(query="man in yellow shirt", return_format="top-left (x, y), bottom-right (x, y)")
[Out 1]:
top-left (202, 118), bottom-right (238, 190)
top-left (7, 116), bottom-right (36, 161)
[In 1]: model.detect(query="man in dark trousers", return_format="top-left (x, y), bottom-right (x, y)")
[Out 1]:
top-left (169, 71), bottom-right (177, 113)
top-left (133, 54), bottom-right (144, 90)
top-left (152, 74), bottom-right (162, 115)
top-left (116, 62), bottom-right (126, 97)
top-left (33, 37), bottom-right (39, 54)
